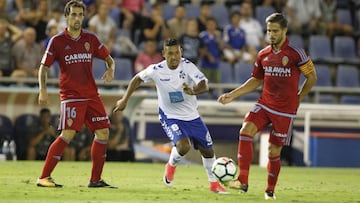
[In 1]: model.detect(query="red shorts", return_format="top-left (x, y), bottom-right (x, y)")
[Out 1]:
top-left (244, 104), bottom-right (295, 146)
top-left (58, 97), bottom-right (110, 132)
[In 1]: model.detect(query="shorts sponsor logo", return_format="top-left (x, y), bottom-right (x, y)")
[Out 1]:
top-left (272, 130), bottom-right (287, 138)
top-left (91, 116), bottom-right (108, 122)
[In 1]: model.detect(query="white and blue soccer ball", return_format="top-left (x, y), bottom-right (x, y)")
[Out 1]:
top-left (211, 157), bottom-right (238, 183)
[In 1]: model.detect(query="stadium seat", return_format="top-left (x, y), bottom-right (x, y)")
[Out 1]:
top-left (336, 65), bottom-right (359, 87)
top-left (0, 114), bottom-right (13, 141)
top-left (318, 95), bottom-right (337, 104)
top-left (255, 6), bottom-right (276, 31)
top-left (184, 4), bottom-right (200, 19)
top-left (114, 58), bottom-right (134, 80)
top-left (220, 61), bottom-right (233, 83)
top-left (116, 28), bottom-right (131, 38)
top-left (234, 62), bottom-right (253, 84)
top-left (288, 34), bottom-right (304, 49)
top-left (308, 35), bottom-right (338, 63)
top-left (210, 3), bottom-right (229, 29)
top-left (333, 36), bottom-right (360, 64)
top-left (336, 9), bottom-right (352, 25)
top-left (162, 4), bottom-right (177, 21)
top-left (340, 95), bottom-right (360, 104)
top-left (14, 114), bottom-right (39, 160)
top-left (109, 7), bottom-right (121, 28)
top-left (92, 58), bottom-right (107, 80)
top-left (315, 65), bottom-right (332, 87)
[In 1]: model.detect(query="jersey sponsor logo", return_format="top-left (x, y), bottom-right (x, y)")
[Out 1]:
top-left (64, 53), bottom-right (92, 64)
top-left (91, 116), bottom-right (108, 122)
top-left (264, 66), bottom-right (291, 77)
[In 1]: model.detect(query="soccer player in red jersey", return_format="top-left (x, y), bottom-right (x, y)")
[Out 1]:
top-left (36, 0), bottom-right (116, 188)
top-left (218, 13), bottom-right (317, 200)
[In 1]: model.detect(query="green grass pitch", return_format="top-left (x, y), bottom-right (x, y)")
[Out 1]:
top-left (0, 161), bottom-right (360, 203)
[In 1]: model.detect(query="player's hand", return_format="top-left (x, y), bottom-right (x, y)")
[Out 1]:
top-left (38, 89), bottom-right (49, 106)
top-left (182, 83), bottom-right (195, 95)
top-left (217, 93), bottom-right (234, 105)
top-left (102, 68), bottom-right (114, 83)
top-left (113, 98), bottom-right (127, 112)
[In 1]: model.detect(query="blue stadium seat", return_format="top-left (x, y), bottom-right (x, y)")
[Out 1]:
top-left (255, 6), bottom-right (276, 31)
top-left (185, 4), bottom-right (200, 19)
top-left (315, 65), bottom-right (332, 87)
top-left (220, 61), bottom-right (233, 83)
top-left (308, 35), bottom-right (337, 63)
top-left (116, 28), bottom-right (131, 38)
top-left (234, 62), bottom-right (253, 84)
top-left (288, 34), bottom-right (304, 49)
top-left (210, 3), bottom-right (229, 29)
top-left (340, 95), bottom-right (360, 104)
top-left (92, 58), bottom-right (107, 80)
top-left (0, 114), bottom-right (13, 141)
top-left (109, 7), bottom-right (121, 28)
top-left (114, 58), bottom-right (134, 80)
top-left (318, 95), bottom-right (337, 104)
top-left (333, 36), bottom-right (360, 64)
top-left (336, 65), bottom-right (359, 87)
top-left (162, 4), bottom-right (177, 21)
top-left (336, 9), bottom-right (352, 25)
top-left (14, 114), bottom-right (39, 160)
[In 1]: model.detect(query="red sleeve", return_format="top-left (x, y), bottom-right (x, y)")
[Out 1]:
top-left (252, 52), bottom-right (265, 80)
top-left (41, 37), bottom-right (56, 67)
top-left (92, 34), bottom-right (110, 60)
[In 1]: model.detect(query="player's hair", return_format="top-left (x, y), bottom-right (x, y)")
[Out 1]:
top-left (265, 13), bottom-right (288, 28)
top-left (64, 0), bottom-right (86, 17)
top-left (164, 38), bottom-right (180, 47)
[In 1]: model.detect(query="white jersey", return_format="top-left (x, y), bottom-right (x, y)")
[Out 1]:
top-left (139, 58), bottom-right (208, 121)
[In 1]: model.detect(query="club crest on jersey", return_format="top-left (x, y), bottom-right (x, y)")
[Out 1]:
top-left (67, 118), bottom-right (73, 127)
top-left (282, 56), bottom-right (289, 66)
top-left (179, 70), bottom-right (186, 79)
top-left (84, 42), bottom-right (90, 51)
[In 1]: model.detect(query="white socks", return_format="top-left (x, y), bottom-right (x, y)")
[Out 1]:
top-left (168, 147), bottom-right (183, 166)
top-left (202, 156), bottom-right (217, 182)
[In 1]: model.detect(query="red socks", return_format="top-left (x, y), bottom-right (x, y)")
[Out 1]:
top-left (266, 155), bottom-right (281, 192)
top-left (39, 137), bottom-right (68, 179)
top-left (237, 134), bottom-right (253, 185)
top-left (90, 139), bottom-right (107, 182)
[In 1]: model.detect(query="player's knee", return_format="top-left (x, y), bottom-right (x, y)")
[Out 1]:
top-left (240, 122), bottom-right (257, 136)
top-left (94, 128), bottom-right (109, 140)
top-left (60, 130), bottom-right (76, 141)
top-left (176, 139), bottom-right (191, 155)
top-left (268, 144), bottom-right (282, 157)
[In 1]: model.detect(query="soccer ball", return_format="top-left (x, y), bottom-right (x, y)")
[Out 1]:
top-left (211, 157), bottom-right (238, 183)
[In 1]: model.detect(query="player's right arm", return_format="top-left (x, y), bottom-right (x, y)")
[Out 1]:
top-left (218, 77), bottom-right (263, 104)
top-left (113, 75), bottom-right (144, 112)
top-left (38, 64), bottom-right (49, 106)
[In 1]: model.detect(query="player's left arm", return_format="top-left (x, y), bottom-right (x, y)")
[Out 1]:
top-left (183, 79), bottom-right (208, 95)
top-left (298, 59), bottom-right (317, 102)
top-left (102, 55), bottom-right (115, 83)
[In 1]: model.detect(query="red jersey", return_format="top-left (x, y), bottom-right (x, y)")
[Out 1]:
top-left (252, 38), bottom-right (309, 114)
top-left (41, 29), bottom-right (110, 101)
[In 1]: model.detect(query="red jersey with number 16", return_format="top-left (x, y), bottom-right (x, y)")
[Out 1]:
top-left (252, 38), bottom-right (309, 114)
top-left (41, 29), bottom-right (110, 101)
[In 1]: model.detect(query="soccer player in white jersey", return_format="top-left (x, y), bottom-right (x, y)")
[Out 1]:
top-left (113, 38), bottom-right (227, 194)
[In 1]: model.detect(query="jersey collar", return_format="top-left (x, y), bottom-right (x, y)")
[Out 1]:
top-left (64, 28), bottom-right (83, 41)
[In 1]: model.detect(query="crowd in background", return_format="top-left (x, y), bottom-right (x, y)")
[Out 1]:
top-left (0, 0), bottom-right (359, 161)
top-left (0, 0), bottom-right (358, 82)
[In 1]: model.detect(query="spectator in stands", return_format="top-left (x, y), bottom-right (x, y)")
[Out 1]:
top-left (88, 3), bottom-right (116, 53)
top-left (11, 27), bottom-right (42, 78)
top-left (199, 17), bottom-right (224, 84)
top-left (27, 108), bottom-right (57, 160)
top-left (119, 0), bottom-right (147, 31)
top-left (319, 0), bottom-right (354, 37)
top-left (261, 0), bottom-right (287, 13)
top-left (139, 2), bottom-right (170, 45)
top-left (167, 5), bottom-right (186, 38)
top-left (223, 11), bottom-right (257, 65)
top-left (197, 2), bottom-right (212, 33)
top-left (0, 0), bottom-right (11, 21)
top-left (134, 39), bottom-right (163, 74)
top-left (15, 0), bottom-right (50, 43)
top-left (286, 0), bottom-right (322, 36)
top-left (239, 1), bottom-right (267, 50)
top-left (107, 108), bottom-right (135, 162)
top-left (0, 18), bottom-right (22, 78)
top-left (179, 18), bottom-right (205, 65)
top-left (47, 8), bottom-right (67, 34)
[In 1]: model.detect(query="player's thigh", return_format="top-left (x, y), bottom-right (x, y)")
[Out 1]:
top-left (84, 97), bottom-right (111, 133)
top-left (187, 118), bottom-right (213, 150)
top-left (242, 106), bottom-right (270, 136)
top-left (269, 113), bottom-right (294, 146)
top-left (59, 100), bottom-right (88, 132)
